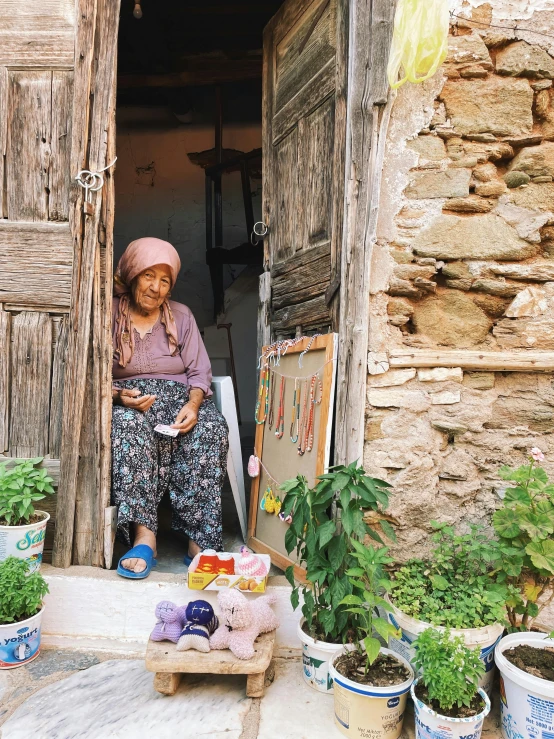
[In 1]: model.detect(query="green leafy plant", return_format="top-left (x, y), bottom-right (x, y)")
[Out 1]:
top-left (493, 447), bottom-right (554, 630)
top-left (413, 628), bottom-right (484, 712)
top-left (282, 461), bottom-right (395, 643)
top-left (391, 522), bottom-right (508, 629)
top-left (341, 540), bottom-right (400, 666)
top-left (0, 458), bottom-right (55, 526)
top-left (0, 557), bottom-right (49, 625)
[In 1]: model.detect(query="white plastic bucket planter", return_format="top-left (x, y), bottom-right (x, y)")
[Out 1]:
top-left (495, 632), bottom-right (554, 739)
top-left (411, 678), bottom-right (490, 739)
top-left (0, 512), bottom-right (49, 573)
top-left (297, 618), bottom-right (340, 693)
top-left (0, 607), bottom-right (44, 669)
top-left (385, 598), bottom-right (503, 695)
top-left (329, 646), bottom-right (414, 739)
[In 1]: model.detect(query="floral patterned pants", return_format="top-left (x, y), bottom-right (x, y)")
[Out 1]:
top-left (111, 378), bottom-right (228, 551)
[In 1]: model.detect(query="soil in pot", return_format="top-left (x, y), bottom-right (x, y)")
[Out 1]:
top-left (334, 650), bottom-right (410, 687)
top-left (300, 619), bottom-right (349, 645)
top-left (504, 644), bottom-right (554, 682)
top-left (0, 512), bottom-right (46, 527)
top-left (414, 682), bottom-right (485, 719)
top-left (414, 683), bottom-right (485, 719)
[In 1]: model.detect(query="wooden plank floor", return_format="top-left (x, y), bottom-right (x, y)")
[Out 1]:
top-left (145, 630), bottom-right (276, 697)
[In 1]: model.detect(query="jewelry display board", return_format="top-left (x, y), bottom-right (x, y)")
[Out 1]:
top-left (247, 334), bottom-right (338, 576)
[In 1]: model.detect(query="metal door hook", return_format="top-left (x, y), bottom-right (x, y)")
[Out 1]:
top-left (251, 221), bottom-right (269, 245)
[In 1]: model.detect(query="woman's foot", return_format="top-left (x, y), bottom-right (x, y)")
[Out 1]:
top-left (121, 526), bottom-right (157, 574)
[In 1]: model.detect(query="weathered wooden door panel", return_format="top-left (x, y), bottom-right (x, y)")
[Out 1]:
top-left (262, 0), bottom-right (346, 339)
top-left (0, 0), bottom-right (119, 567)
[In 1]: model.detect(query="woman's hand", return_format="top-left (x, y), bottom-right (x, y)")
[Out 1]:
top-left (171, 388), bottom-right (204, 434)
top-left (117, 388), bottom-right (157, 412)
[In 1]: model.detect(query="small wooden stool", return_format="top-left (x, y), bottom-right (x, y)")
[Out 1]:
top-left (145, 630), bottom-right (276, 697)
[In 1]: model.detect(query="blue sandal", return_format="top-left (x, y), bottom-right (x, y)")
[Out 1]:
top-left (183, 554), bottom-right (193, 566)
top-left (117, 544), bottom-right (157, 579)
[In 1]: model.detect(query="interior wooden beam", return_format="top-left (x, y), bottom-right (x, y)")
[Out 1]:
top-left (388, 349), bottom-right (554, 372)
top-left (118, 56), bottom-right (262, 88)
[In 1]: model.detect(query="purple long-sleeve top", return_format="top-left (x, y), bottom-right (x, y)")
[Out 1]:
top-left (112, 297), bottom-right (213, 397)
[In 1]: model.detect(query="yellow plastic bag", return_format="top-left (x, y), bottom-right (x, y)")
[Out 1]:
top-left (387, 0), bottom-right (450, 90)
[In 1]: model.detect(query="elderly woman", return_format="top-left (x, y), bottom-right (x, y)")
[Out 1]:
top-left (111, 237), bottom-right (228, 579)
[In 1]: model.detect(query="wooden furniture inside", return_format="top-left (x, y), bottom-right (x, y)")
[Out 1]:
top-left (145, 630), bottom-right (276, 697)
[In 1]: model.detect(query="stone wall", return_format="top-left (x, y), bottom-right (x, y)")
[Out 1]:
top-left (366, 2), bottom-right (554, 561)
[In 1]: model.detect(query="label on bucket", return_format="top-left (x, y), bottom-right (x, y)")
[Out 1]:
top-left (333, 681), bottom-right (407, 739)
top-left (0, 621), bottom-right (41, 668)
top-left (0, 524), bottom-right (46, 574)
top-left (500, 674), bottom-right (554, 739)
top-left (302, 645), bottom-right (333, 692)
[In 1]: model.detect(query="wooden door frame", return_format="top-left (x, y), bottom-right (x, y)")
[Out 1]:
top-left (334, 0), bottom-right (395, 466)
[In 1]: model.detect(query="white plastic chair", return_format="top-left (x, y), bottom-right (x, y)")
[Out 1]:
top-left (211, 376), bottom-right (247, 540)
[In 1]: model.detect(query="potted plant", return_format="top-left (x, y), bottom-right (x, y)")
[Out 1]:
top-left (0, 457), bottom-right (55, 572)
top-left (282, 461), bottom-right (395, 693)
top-left (411, 628), bottom-right (490, 739)
top-left (492, 447), bottom-right (554, 738)
top-left (0, 556), bottom-right (49, 668)
top-left (387, 522), bottom-right (507, 693)
top-left (328, 540), bottom-right (414, 739)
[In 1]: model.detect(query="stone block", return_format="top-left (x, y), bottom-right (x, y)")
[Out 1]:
top-left (532, 80), bottom-right (553, 91)
top-left (369, 369), bottom-right (416, 387)
top-left (496, 41), bottom-right (554, 79)
top-left (505, 286), bottom-right (548, 317)
top-left (446, 33), bottom-right (493, 68)
top-left (388, 277), bottom-right (421, 298)
top-left (418, 367), bottom-right (463, 383)
top-left (473, 162), bottom-right (498, 182)
top-left (443, 196), bottom-right (495, 213)
top-left (471, 278), bottom-right (522, 297)
top-left (407, 135), bottom-right (447, 162)
top-left (394, 264), bottom-right (437, 280)
top-left (508, 142), bottom-right (554, 178)
top-left (504, 171), bottom-right (530, 188)
top-left (494, 317), bottom-right (554, 349)
top-left (440, 77), bottom-right (533, 137)
top-left (365, 411), bottom-right (388, 441)
top-left (471, 293), bottom-right (512, 318)
top-left (535, 89), bottom-right (551, 120)
top-left (495, 199), bottom-right (551, 243)
top-left (367, 352), bottom-right (389, 375)
top-left (445, 278), bottom-right (473, 291)
top-left (510, 183), bottom-right (554, 212)
top-left (413, 214), bottom-right (538, 261)
top-left (474, 180), bottom-right (508, 197)
top-left (431, 391), bottom-right (462, 405)
top-left (487, 395), bottom-right (554, 433)
top-left (367, 389), bottom-right (430, 412)
top-left (463, 372), bottom-right (495, 390)
top-left (405, 169), bottom-right (471, 199)
top-left (441, 262), bottom-right (471, 280)
top-left (430, 419), bottom-right (469, 434)
top-left (459, 65), bottom-right (489, 79)
top-left (412, 291), bottom-right (492, 347)
top-left (490, 262), bottom-right (554, 281)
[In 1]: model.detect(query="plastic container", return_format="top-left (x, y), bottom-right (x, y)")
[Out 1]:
top-left (385, 598), bottom-right (504, 695)
top-left (0, 607), bottom-right (44, 669)
top-left (329, 646), bottom-right (414, 739)
top-left (411, 678), bottom-right (490, 739)
top-left (298, 618), bottom-right (341, 693)
top-left (495, 632), bottom-right (554, 739)
top-left (0, 513), bottom-right (49, 574)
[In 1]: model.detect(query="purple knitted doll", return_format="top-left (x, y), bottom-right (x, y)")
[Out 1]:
top-left (150, 600), bottom-right (188, 643)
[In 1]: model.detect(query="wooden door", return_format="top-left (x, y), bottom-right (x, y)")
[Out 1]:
top-left (0, 0), bottom-right (120, 567)
top-left (260, 0), bottom-right (347, 341)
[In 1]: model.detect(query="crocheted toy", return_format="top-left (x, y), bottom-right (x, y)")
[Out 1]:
top-left (236, 546), bottom-right (267, 578)
top-left (209, 589), bottom-right (279, 660)
top-left (176, 600), bottom-right (219, 653)
top-left (150, 600), bottom-right (188, 643)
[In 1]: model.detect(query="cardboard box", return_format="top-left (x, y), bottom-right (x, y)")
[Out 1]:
top-left (187, 552), bottom-right (271, 593)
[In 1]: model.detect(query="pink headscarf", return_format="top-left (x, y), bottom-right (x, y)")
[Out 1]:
top-left (113, 237), bottom-right (182, 368)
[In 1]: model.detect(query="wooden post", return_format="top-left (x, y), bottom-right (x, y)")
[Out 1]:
top-left (335, 0), bottom-right (396, 467)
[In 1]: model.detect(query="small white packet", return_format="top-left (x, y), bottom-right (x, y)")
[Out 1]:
top-left (154, 424), bottom-right (179, 438)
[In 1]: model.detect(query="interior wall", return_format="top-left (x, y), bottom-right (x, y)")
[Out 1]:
top-left (114, 109), bottom-right (262, 330)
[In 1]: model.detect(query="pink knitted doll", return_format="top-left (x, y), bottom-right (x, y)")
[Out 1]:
top-left (150, 600), bottom-right (187, 643)
top-left (209, 589), bottom-right (279, 660)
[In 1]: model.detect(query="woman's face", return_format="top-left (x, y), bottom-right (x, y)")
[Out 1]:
top-left (131, 263), bottom-right (172, 315)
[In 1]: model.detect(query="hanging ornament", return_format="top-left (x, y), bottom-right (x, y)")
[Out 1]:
top-left (248, 455), bottom-right (260, 478)
top-left (133, 1), bottom-right (143, 19)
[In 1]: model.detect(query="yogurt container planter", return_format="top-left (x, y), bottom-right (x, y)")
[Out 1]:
top-left (385, 598), bottom-right (503, 695)
top-left (0, 512), bottom-right (49, 573)
top-left (495, 632), bottom-right (554, 739)
top-left (0, 607), bottom-right (44, 669)
top-left (411, 678), bottom-right (491, 739)
top-left (329, 646), bottom-right (414, 739)
top-left (298, 618), bottom-right (340, 693)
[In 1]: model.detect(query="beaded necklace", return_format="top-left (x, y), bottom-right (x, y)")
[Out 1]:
top-left (275, 376), bottom-right (286, 439)
top-left (290, 378), bottom-right (300, 443)
top-left (255, 366), bottom-right (270, 425)
top-left (305, 374), bottom-right (323, 453)
top-left (267, 370), bottom-right (276, 429)
top-left (297, 379), bottom-right (309, 456)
